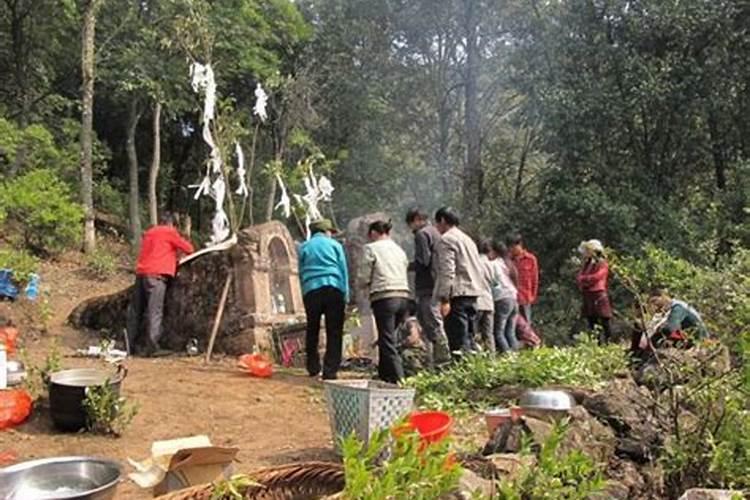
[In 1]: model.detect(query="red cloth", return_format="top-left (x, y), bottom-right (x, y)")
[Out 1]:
top-left (135, 226), bottom-right (194, 277)
top-left (515, 314), bottom-right (541, 348)
top-left (576, 259), bottom-right (609, 292)
top-left (581, 290), bottom-right (613, 319)
top-left (513, 251), bottom-right (539, 305)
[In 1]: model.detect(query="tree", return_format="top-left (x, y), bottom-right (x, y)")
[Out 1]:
top-left (79, 0), bottom-right (103, 253)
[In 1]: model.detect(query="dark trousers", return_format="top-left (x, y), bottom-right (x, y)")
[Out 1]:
top-left (587, 316), bottom-right (612, 345)
top-left (445, 297), bottom-right (477, 353)
top-left (372, 297), bottom-right (410, 383)
top-left (304, 286), bottom-right (346, 379)
top-left (127, 275), bottom-right (168, 350)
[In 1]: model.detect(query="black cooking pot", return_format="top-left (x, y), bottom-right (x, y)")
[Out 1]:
top-left (48, 366), bottom-right (127, 432)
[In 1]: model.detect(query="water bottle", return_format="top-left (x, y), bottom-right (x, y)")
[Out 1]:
top-left (0, 342), bottom-right (7, 389)
top-left (25, 273), bottom-right (39, 301)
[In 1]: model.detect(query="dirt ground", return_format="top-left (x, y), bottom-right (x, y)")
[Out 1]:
top-left (0, 248), bottom-right (336, 499)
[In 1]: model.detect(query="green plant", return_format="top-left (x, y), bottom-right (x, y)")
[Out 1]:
top-left (210, 474), bottom-right (261, 500)
top-left (82, 379), bottom-right (138, 436)
top-left (0, 169), bottom-right (83, 255)
top-left (496, 421), bottom-right (607, 500)
top-left (341, 425), bottom-right (463, 499)
top-left (406, 336), bottom-right (627, 411)
top-left (85, 248), bottom-right (118, 280)
top-left (20, 339), bottom-right (62, 398)
top-left (0, 247), bottom-right (38, 286)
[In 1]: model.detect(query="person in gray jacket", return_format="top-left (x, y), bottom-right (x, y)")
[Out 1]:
top-left (406, 207), bottom-right (451, 364)
top-left (358, 220), bottom-right (411, 383)
top-left (433, 207), bottom-right (485, 355)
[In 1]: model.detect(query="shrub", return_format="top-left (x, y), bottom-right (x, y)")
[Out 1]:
top-left (340, 424), bottom-right (462, 499)
top-left (496, 421), bottom-right (607, 500)
top-left (0, 169), bottom-right (83, 255)
top-left (405, 336), bottom-right (628, 411)
top-left (0, 248), bottom-right (38, 286)
top-left (85, 248), bottom-right (118, 280)
top-left (83, 381), bottom-right (138, 436)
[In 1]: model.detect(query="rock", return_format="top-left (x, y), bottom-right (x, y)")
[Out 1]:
top-left (678, 489), bottom-right (742, 500)
top-left (583, 378), bottom-right (661, 462)
top-left (456, 469), bottom-right (495, 498)
top-left (562, 406), bottom-right (617, 465)
top-left (481, 419), bottom-right (525, 455)
top-left (635, 346), bottom-right (731, 389)
top-left (606, 458), bottom-right (647, 498)
top-left (486, 453), bottom-right (535, 480)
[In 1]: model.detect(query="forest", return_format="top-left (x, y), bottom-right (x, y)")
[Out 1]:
top-left (1, 1), bottom-right (750, 498)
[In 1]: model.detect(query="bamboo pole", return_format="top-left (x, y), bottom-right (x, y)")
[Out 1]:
top-left (205, 273), bottom-right (233, 363)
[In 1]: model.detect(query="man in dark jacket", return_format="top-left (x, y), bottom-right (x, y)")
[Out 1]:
top-left (406, 208), bottom-right (450, 364)
top-left (127, 212), bottom-right (194, 356)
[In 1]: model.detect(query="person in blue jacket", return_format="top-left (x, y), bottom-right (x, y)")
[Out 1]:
top-left (298, 219), bottom-right (349, 380)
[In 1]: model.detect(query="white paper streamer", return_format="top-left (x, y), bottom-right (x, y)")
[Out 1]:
top-left (234, 142), bottom-right (249, 197)
top-left (190, 62), bottom-right (231, 244)
top-left (254, 83), bottom-right (268, 122)
top-left (274, 174), bottom-right (291, 218)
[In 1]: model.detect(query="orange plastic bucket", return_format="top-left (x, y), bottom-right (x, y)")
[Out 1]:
top-left (393, 410), bottom-right (453, 445)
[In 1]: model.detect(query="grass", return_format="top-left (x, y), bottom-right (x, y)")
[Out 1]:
top-left (405, 336), bottom-right (628, 411)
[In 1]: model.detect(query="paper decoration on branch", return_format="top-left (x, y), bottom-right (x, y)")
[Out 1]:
top-left (188, 62), bottom-right (231, 245)
top-left (235, 142), bottom-right (249, 197)
top-left (254, 83), bottom-right (268, 122)
top-left (274, 165), bottom-right (335, 239)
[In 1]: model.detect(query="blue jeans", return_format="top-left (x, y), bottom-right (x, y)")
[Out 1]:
top-left (520, 303), bottom-right (532, 325)
top-left (494, 298), bottom-right (519, 353)
top-left (445, 297), bottom-right (477, 354)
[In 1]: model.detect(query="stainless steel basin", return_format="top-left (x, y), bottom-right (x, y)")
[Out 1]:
top-left (0, 456), bottom-right (121, 499)
top-left (519, 389), bottom-right (576, 411)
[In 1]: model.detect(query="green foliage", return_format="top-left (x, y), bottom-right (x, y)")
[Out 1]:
top-left (0, 248), bottom-right (38, 286)
top-left (660, 368), bottom-right (750, 493)
top-left (83, 380), bottom-right (138, 437)
top-left (340, 425), bottom-right (462, 500)
top-left (209, 475), bottom-right (262, 500)
top-left (405, 336), bottom-right (627, 411)
top-left (20, 340), bottom-right (62, 398)
top-left (496, 421), bottom-right (607, 500)
top-left (85, 248), bottom-right (118, 280)
top-left (0, 169), bottom-right (83, 255)
top-left (611, 245), bottom-right (750, 343)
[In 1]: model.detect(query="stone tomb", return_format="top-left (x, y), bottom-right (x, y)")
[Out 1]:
top-left (70, 221), bottom-right (305, 354)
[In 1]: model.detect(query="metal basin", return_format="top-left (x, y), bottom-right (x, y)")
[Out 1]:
top-left (0, 456), bottom-right (121, 499)
top-left (49, 367), bottom-right (126, 432)
top-left (519, 389), bottom-right (576, 411)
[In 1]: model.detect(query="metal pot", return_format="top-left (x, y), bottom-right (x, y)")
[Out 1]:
top-left (48, 366), bottom-right (127, 432)
top-left (0, 456), bottom-right (121, 499)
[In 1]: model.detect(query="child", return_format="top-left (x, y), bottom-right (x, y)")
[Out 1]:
top-left (398, 316), bottom-right (430, 378)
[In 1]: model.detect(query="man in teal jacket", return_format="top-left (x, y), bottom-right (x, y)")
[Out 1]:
top-left (298, 219), bottom-right (349, 379)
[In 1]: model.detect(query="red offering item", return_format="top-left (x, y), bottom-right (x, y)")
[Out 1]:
top-left (0, 326), bottom-right (19, 355)
top-left (0, 389), bottom-right (32, 430)
top-left (0, 450), bottom-right (17, 465)
top-left (393, 410), bottom-right (453, 445)
top-left (238, 353), bottom-right (273, 378)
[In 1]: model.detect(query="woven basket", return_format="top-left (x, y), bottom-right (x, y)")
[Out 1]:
top-left (154, 461), bottom-right (345, 500)
top-left (323, 379), bottom-right (415, 454)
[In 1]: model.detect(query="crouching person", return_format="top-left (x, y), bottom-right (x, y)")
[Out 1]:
top-left (398, 316), bottom-right (429, 378)
top-left (632, 289), bottom-right (709, 353)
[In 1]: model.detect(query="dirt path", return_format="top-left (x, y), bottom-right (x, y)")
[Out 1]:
top-left (0, 249), bottom-right (336, 499)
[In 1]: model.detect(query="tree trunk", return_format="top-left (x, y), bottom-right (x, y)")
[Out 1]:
top-left (126, 97), bottom-right (143, 249)
top-left (265, 167), bottom-right (278, 222)
top-left (462, 0), bottom-right (482, 226)
top-left (148, 101), bottom-right (162, 226)
top-left (79, 0), bottom-right (102, 254)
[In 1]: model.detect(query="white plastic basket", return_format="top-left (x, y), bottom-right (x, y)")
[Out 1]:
top-left (323, 379), bottom-right (415, 453)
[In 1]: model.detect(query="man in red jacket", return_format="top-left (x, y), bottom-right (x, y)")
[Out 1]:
top-left (127, 212), bottom-right (194, 356)
top-left (507, 233), bottom-right (539, 325)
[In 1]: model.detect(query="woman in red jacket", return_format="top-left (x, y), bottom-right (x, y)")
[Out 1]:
top-left (576, 239), bottom-right (612, 344)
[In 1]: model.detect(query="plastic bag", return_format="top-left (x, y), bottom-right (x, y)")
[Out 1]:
top-left (0, 327), bottom-right (19, 356)
top-left (238, 353), bottom-right (273, 378)
top-left (0, 389), bottom-right (32, 430)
